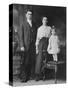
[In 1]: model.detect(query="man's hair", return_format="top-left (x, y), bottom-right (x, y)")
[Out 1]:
top-left (25, 9), bottom-right (33, 14)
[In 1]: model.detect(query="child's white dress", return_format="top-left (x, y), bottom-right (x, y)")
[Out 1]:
top-left (47, 35), bottom-right (60, 54)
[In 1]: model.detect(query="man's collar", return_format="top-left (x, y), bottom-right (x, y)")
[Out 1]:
top-left (27, 19), bottom-right (32, 22)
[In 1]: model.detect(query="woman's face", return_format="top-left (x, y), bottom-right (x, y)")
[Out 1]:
top-left (42, 17), bottom-right (48, 25)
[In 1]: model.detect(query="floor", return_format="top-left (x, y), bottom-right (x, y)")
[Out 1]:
top-left (13, 79), bottom-right (66, 87)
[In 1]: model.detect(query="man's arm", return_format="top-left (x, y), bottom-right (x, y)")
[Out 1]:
top-left (18, 24), bottom-right (25, 51)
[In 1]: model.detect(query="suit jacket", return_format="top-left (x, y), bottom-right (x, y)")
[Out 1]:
top-left (19, 19), bottom-right (37, 51)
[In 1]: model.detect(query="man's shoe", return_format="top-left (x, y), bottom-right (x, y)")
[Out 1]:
top-left (35, 75), bottom-right (40, 81)
top-left (20, 79), bottom-right (28, 83)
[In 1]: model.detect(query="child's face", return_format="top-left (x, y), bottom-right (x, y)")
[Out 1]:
top-left (52, 29), bottom-right (55, 35)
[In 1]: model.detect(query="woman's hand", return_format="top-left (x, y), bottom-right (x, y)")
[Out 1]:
top-left (47, 46), bottom-right (51, 53)
top-left (36, 46), bottom-right (39, 54)
top-left (21, 47), bottom-right (25, 51)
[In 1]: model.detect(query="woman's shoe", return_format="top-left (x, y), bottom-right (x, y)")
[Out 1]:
top-left (35, 74), bottom-right (40, 81)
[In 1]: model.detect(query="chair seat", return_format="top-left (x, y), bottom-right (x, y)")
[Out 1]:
top-left (47, 61), bottom-right (64, 65)
top-left (42, 61), bottom-right (65, 72)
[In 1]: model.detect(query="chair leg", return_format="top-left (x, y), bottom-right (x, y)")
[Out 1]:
top-left (55, 65), bottom-right (57, 84)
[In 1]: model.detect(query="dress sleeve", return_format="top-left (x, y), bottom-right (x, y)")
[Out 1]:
top-left (48, 27), bottom-right (52, 38)
top-left (47, 37), bottom-right (51, 51)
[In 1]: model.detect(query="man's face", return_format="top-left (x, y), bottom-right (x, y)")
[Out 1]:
top-left (42, 17), bottom-right (48, 25)
top-left (26, 11), bottom-right (32, 20)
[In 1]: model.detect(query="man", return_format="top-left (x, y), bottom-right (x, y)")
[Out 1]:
top-left (35, 17), bottom-right (51, 80)
top-left (19, 10), bottom-right (37, 82)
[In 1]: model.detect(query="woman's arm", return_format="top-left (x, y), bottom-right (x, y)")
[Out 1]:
top-left (47, 38), bottom-right (51, 52)
top-left (35, 29), bottom-right (41, 54)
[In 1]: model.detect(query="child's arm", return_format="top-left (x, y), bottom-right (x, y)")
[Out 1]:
top-left (56, 36), bottom-right (60, 47)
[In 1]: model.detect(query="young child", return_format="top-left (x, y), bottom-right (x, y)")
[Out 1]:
top-left (47, 26), bottom-right (60, 62)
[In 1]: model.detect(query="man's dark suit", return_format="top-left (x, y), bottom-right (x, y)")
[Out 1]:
top-left (19, 19), bottom-right (37, 81)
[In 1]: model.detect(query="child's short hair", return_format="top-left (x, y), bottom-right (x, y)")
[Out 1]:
top-left (52, 25), bottom-right (56, 29)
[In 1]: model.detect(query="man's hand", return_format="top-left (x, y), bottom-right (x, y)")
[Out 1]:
top-left (21, 47), bottom-right (25, 51)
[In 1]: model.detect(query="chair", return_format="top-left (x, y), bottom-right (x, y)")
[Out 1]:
top-left (41, 52), bottom-right (65, 83)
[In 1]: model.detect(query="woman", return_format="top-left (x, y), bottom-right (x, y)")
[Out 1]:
top-left (35, 17), bottom-right (51, 81)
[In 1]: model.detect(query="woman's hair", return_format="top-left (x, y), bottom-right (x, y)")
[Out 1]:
top-left (41, 16), bottom-right (48, 21)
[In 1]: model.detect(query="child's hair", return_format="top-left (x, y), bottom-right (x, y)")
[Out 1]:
top-left (52, 25), bottom-right (56, 30)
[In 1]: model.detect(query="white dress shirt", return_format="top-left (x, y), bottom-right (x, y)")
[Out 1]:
top-left (36, 25), bottom-right (51, 46)
top-left (27, 19), bottom-right (32, 27)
